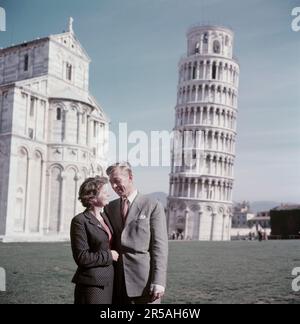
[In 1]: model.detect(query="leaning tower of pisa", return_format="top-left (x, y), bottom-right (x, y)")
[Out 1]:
top-left (167, 25), bottom-right (240, 241)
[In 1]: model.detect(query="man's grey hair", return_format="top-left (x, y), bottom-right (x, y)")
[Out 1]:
top-left (106, 162), bottom-right (133, 177)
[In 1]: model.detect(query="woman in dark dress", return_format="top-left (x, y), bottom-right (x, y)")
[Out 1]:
top-left (70, 176), bottom-right (119, 304)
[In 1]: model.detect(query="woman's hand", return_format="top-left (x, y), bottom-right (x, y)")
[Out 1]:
top-left (111, 250), bottom-right (119, 261)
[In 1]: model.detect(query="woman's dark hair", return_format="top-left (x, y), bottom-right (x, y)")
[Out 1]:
top-left (78, 176), bottom-right (108, 208)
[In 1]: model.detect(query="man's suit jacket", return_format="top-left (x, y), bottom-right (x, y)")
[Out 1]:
top-left (70, 210), bottom-right (114, 287)
top-left (105, 193), bottom-right (168, 298)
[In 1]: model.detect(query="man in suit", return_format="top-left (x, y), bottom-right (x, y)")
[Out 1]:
top-left (105, 162), bottom-right (168, 304)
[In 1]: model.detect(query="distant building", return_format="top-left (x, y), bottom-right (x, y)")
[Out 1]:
top-left (232, 201), bottom-right (254, 228)
top-left (231, 203), bottom-right (271, 240)
top-left (248, 211), bottom-right (270, 229)
top-left (231, 201), bottom-right (254, 239)
top-left (270, 204), bottom-right (300, 239)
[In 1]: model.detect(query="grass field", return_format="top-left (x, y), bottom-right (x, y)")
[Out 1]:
top-left (0, 240), bottom-right (300, 304)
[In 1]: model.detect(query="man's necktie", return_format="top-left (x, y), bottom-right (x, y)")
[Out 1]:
top-left (121, 198), bottom-right (130, 222)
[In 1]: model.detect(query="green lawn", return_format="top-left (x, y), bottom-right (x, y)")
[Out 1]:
top-left (0, 240), bottom-right (300, 304)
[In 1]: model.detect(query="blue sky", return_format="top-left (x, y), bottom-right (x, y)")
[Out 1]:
top-left (0, 0), bottom-right (299, 202)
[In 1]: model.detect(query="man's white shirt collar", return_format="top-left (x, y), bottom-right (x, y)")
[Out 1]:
top-left (126, 189), bottom-right (138, 205)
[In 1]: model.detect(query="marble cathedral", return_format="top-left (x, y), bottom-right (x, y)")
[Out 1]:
top-left (0, 19), bottom-right (109, 242)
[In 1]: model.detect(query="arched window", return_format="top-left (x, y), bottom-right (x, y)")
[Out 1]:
top-left (192, 65), bottom-right (197, 79)
top-left (30, 97), bottom-right (35, 117)
top-left (24, 54), bottom-right (29, 71)
top-left (203, 33), bottom-right (208, 44)
top-left (195, 42), bottom-right (200, 54)
top-left (225, 36), bottom-right (229, 46)
top-left (56, 107), bottom-right (62, 121)
top-left (66, 63), bottom-right (72, 81)
top-left (213, 40), bottom-right (221, 54)
top-left (212, 62), bottom-right (217, 79)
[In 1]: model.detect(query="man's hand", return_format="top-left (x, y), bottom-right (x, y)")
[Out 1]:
top-left (149, 284), bottom-right (165, 302)
top-left (111, 250), bottom-right (119, 261)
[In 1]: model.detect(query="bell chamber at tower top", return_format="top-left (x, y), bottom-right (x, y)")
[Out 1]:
top-left (186, 25), bottom-right (234, 59)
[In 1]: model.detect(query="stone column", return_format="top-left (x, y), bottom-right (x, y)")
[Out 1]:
top-left (45, 170), bottom-right (51, 233)
top-left (195, 150), bottom-right (199, 174)
top-left (203, 61), bottom-right (207, 80)
top-left (86, 115), bottom-right (90, 145)
top-left (187, 178), bottom-right (191, 198)
top-left (196, 61), bottom-right (200, 79)
top-left (226, 66), bottom-right (229, 82)
top-left (89, 117), bottom-right (94, 146)
top-left (24, 155), bottom-right (32, 234)
top-left (169, 179), bottom-right (172, 198)
top-left (207, 62), bottom-right (211, 80)
top-left (205, 61), bottom-right (209, 79)
top-left (34, 99), bottom-right (38, 140)
top-left (74, 173), bottom-right (82, 215)
top-left (179, 178), bottom-right (182, 197)
top-left (215, 158), bottom-right (218, 175)
top-left (227, 184), bottom-right (230, 201)
top-left (198, 210), bottom-right (203, 240)
top-left (184, 209), bottom-right (189, 240)
top-left (213, 131), bottom-right (216, 150)
top-left (199, 107), bottom-right (203, 125)
top-left (221, 135), bottom-right (224, 151)
top-left (77, 111), bottom-right (82, 145)
top-left (38, 160), bottom-right (46, 233)
top-left (59, 171), bottom-right (66, 234)
top-left (200, 179), bottom-right (203, 199)
top-left (43, 102), bottom-right (48, 140)
top-left (193, 108), bottom-right (197, 124)
top-left (228, 215), bottom-right (232, 240)
top-left (209, 156), bottom-right (213, 174)
top-left (221, 214), bottom-right (226, 241)
top-left (210, 212), bottom-right (217, 241)
top-left (208, 180), bottom-right (212, 199)
top-left (204, 130), bottom-right (207, 150)
top-left (196, 130), bottom-right (201, 149)
top-left (172, 179), bottom-right (176, 196)
top-left (214, 132), bottom-right (218, 151)
top-left (182, 179), bottom-right (185, 197)
top-left (48, 107), bottom-right (53, 142)
top-left (175, 179), bottom-right (179, 197)
top-left (62, 109), bottom-right (68, 142)
top-left (24, 94), bottom-right (29, 136)
top-left (194, 179), bottom-right (198, 198)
